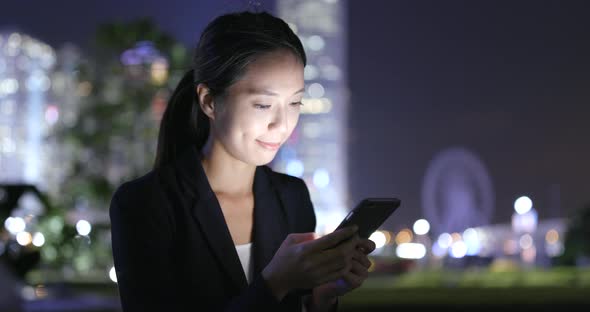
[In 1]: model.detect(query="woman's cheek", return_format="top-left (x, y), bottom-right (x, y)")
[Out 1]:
top-left (243, 112), bottom-right (269, 137)
top-left (288, 111), bottom-right (300, 133)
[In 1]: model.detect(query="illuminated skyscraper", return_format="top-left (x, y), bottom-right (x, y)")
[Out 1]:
top-left (0, 32), bottom-right (55, 188)
top-left (0, 32), bottom-right (80, 197)
top-left (276, 0), bottom-right (349, 233)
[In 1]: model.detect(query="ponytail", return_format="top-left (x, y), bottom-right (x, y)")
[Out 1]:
top-left (153, 69), bottom-right (210, 169)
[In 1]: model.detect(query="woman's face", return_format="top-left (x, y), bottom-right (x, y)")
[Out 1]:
top-left (211, 50), bottom-right (305, 166)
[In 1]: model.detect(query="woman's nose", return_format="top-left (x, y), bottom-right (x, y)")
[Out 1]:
top-left (269, 106), bottom-right (288, 133)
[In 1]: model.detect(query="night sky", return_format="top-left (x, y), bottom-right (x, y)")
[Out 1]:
top-left (348, 0), bottom-right (590, 230)
top-left (2, 0), bottom-right (589, 230)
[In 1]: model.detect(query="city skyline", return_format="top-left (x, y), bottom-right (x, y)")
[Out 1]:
top-left (2, 0), bottom-right (589, 230)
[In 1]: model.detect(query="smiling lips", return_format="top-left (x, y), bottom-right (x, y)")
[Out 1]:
top-left (256, 139), bottom-right (281, 151)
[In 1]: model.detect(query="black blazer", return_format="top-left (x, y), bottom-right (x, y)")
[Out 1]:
top-left (109, 145), bottom-right (318, 311)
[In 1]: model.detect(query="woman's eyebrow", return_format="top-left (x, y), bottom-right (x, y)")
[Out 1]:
top-left (247, 87), bottom-right (305, 96)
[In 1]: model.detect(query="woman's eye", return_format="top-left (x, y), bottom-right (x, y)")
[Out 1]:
top-left (291, 101), bottom-right (303, 107)
top-left (254, 104), bottom-right (271, 110)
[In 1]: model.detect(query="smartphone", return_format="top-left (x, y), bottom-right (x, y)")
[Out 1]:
top-left (335, 198), bottom-right (401, 238)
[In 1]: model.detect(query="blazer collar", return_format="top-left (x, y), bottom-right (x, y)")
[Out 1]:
top-left (173, 145), bottom-right (288, 291)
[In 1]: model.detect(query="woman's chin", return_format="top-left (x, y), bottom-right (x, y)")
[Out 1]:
top-left (251, 151), bottom-right (278, 166)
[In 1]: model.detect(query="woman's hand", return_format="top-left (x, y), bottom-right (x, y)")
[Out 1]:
top-left (310, 238), bottom-right (376, 307)
top-left (262, 225), bottom-right (359, 301)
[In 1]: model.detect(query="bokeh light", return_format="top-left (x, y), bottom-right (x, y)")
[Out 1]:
top-left (76, 219), bottom-right (92, 236)
top-left (514, 196), bottom-right (533, 215)
top-left (312, 169), bottom-right (330, 188)
top-left (395, 229), bottom-right (413, 244)
top-left (369, 231), bottom-right (387, 249)
top-left (396, 243), bottom-right (426, 259)
top-left (413, 219), bottom-right (430, 235)
top-left (109, 266), bottom-right (118, 283)
top-left (32, 232), bottom-right (45, 247)
top-left (462, 228), bottom-right (481, 256)
top-left (450, 241), bottom-right (467, 258)
top-left (285, 159), bottom-right (304, 177)
top-left (437, 233), bottom-right (453, 249)
top-left (307, 83), bottom-right (325, 98)
top-left (4, 216), bottom-right (26, 234)
top-left (545, 229), bottom-right (559, 244)
top-left (432, 241), bottom-right (447, 258)
top-left (521, 246), bottom-right (536, 263)
top-left (44, 105), bottom-right (59, 125)
top-left (519, 234), bottom-right (533, 250)
top-left (16, 231), bottom-right (33, 246)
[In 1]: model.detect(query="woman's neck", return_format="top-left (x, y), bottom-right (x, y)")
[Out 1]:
top-left (201, 138), bottom-right (256, 197)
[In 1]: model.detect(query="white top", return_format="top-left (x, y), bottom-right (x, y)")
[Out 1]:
top-left (234, 242), bottom-right (253, 284)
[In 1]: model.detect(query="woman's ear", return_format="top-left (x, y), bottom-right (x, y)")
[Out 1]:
top-left (196, 83), bottom-right (215, 120)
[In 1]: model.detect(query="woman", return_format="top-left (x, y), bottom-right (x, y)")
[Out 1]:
top-left (109, 11), bottom-right (375, 311)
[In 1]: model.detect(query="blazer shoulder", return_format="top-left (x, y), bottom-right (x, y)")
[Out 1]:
top-left (112, 170), bottom-right (158, 203)
top-left (110, 165), bottom-right (178, 218)
top-left (109, 167), bottom-right (177, 237)
top-left (112, 160), bottom-right (180, 200)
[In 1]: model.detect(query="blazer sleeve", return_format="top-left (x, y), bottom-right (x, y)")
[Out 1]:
top-left (109, 181), bottom-right (182, 311)
top-left (299, 178), bottom-right (317, 233)
top-left (298, 179), bottom-right (340, 312)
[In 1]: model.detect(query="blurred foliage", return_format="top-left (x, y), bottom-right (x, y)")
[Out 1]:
top-left (53, 18), bottom-right (189, 210)
top-left (35, 18), bottom-right (189, 278)
top-left (339, 268), bottom-right (590, 308)
top-left (363, 267), bottom-right (590, 289)
top-left (556, 202), bottom-right (590, 266)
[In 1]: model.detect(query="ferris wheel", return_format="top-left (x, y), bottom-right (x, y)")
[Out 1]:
top-left (421, 147), bottom-right (495, 236)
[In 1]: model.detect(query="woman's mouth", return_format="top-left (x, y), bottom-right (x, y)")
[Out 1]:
top-left (256, 140), bottom-right (281, 151)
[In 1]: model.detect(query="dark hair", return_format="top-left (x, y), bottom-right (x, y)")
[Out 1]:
top-left (153, 11), bottom-right (307, 169)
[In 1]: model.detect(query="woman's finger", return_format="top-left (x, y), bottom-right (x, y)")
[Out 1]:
top-left (304, 226), bottom-right (357, 253)
top-left (356, 238), bottom-right (376, 254)
top-left (352, 250), bottom-right (371, 268)
top-left (314, 263), bottom-right (352, 285)
top-left (343, 261), bottom-right (368, 290)
top-left (341, 270), bottom-right (363, 290)
top-left (308, 244), bottom-right (353, 269)
top-left (308, 254), bottom-right (348, 278)
top-left (349, 259), bottom-right (369, 280)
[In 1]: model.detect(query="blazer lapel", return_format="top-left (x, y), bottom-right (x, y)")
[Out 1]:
top-left (173, 146), bottom-right (290, 292)
top-left (174, 146), bottom-right (248, 290)
top-left (251, 166), bottom-right (290, 279)
top-left (192, 196), bottom-right (249, 289)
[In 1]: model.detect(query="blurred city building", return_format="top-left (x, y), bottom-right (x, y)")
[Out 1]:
top-left (368, 197), bottom-right (567, 272)
top-left (0, 32), bottom-right (54, 188)
top-left (276, 0), bottom-right (349, 234)
top-left (0, 32), bottom-right (81, 197)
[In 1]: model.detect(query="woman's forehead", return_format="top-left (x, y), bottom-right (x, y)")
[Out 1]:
top-left (231, 52), bottom-right (304, 96)
top-left (246, 51), bottom-right (303, 77)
